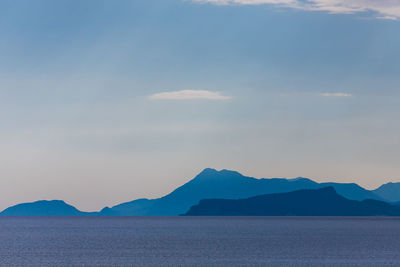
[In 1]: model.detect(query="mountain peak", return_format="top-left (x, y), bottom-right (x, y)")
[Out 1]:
top-left (194, 168), bottom-right (244, 181)
top-left (199, 168), bottom-right (218, 175)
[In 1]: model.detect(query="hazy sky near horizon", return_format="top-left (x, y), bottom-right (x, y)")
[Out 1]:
top-left (0, 0), bottom-right (399, 211)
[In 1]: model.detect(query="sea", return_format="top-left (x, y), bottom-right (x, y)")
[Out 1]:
top-left (0, 217), bottom-right (399, 266)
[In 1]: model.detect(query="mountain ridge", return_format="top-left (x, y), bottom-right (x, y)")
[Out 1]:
top-left (0, 168), bottom-right (391, 216)
top-left (184, 187), bottom-right (400, 216)
top-left (99, 168), bottom-right (382, 216)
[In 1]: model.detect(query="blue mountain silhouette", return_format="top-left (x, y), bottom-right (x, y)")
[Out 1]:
top-left (373, 182), bottom-right (400, 203)
top-left (0, 200), bottom-right (91, 216)
top-left (184, 187), bottom-right (400, 216)
top-left (0, 168), bottom-right (385, 216)
top-left (99, 168), bottom-right (382, 216)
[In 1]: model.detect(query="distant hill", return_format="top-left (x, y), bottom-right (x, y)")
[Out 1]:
top-left (99, 168), bottom-right (382, 216)
top-left (0, 200), bottom-right (91, 216)
top-left (373, 182), bottom-right (400, 203)
top-left (184, 187), bottom-right (400, 216)
top-left (99, 198), bottom-right (156, 216)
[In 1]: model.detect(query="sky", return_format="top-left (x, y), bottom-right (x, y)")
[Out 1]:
top-left (0, 0), bottom-right (399, 211)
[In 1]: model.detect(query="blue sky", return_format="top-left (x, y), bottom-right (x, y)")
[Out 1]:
top-left (0, 0), bottom-right (399, 210)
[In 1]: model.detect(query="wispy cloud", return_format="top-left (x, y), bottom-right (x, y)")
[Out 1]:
top-left (192, 0), bottom-right (400, 20)
top-left (321, 93), bottom-right (352, 97)
top-left (149, 90), bottom-right (231, 100)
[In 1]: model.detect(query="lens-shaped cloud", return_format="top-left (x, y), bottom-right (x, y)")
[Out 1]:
top-left (321, 93), bottom-right (352, 97)
top-left (149, 90), bottom-right (232, 100)
top-left (193, 0), bottom-right (400, 20)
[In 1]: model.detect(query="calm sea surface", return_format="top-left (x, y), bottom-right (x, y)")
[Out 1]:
top-left (0, 217), bottom-right (400, 266)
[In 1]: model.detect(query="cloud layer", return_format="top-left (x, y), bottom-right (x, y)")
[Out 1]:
top-left (193, 0), bottom-right (400, 20)
top-left (149, 90), bottom-right (231, 100)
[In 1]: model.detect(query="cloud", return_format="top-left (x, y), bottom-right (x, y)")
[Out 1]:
top-left (321, 93), bottom-right (352, 97)
top-left (192, 0), bottom-right (400, 20)
top-left (149, 90), bottom-right (231, 100)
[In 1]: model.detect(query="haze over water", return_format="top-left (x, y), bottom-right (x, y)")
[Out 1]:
top-left (1, 217), bottom-right (400, 266)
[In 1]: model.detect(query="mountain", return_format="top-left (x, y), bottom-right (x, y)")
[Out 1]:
top-left (373, 182), bottom-right (400, 203)
top-left (100, 168), bottom-right (382, 216)
top-left (0, 200), bottom-right (91, 216)
top-left (184, 187), bottom-right (400, 216)
top-left (0, 168), bottom-right (384, 216)
top-left (100, 168), bottom-right (320, 216)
